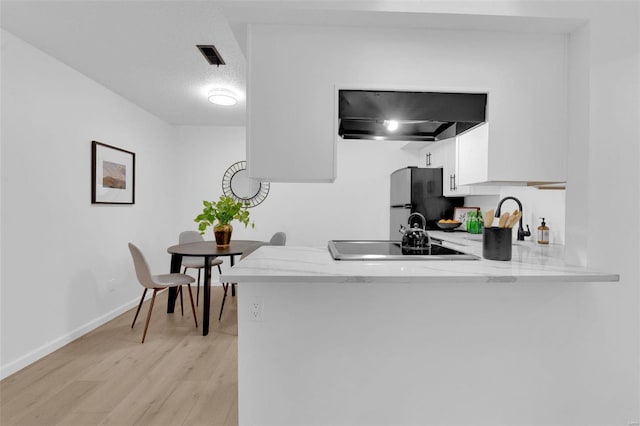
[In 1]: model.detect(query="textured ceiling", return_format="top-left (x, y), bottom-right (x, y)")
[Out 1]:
top-left (1, 1), bottom-right (247, 126)
top-left (1, 1), bottom-right (582, 127)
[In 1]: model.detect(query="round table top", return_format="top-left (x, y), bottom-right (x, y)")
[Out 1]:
top-left (167, 240), bottom-right (265, 257)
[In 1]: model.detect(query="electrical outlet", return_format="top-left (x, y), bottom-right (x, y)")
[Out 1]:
top-left (248, 300), bottom-right (263, 322)
top-left (106, 278), bottom-right (116, 293)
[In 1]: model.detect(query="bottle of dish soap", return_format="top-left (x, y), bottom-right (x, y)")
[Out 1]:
top-left (537, 217), bottom-right (549, 244)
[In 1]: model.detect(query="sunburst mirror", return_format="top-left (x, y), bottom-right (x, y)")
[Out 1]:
top-left (222, 161), bottom-right (270, 208)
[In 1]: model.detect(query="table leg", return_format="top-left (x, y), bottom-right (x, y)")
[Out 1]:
top-left (203, 256), bottom-right (211, 336)
top-left (167, 253), bottom-right (182, 313)
top-left (231, 255), bottom-right (236, 297)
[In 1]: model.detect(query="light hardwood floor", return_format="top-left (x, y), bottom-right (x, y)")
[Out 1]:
top-left (0, 286), bottom-right (239, 426)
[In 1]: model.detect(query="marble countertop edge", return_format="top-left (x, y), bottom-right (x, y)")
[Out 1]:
top-left (220, 273), bottom-right (620, 284)
top-left (219, 245), bottom-right (619, 284)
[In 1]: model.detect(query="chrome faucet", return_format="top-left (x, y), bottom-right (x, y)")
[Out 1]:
top-left (495, 196), bottom-right (531, 241)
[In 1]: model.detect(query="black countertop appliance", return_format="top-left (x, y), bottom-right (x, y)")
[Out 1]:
top-left (390, 167), bottom-right (463, 237)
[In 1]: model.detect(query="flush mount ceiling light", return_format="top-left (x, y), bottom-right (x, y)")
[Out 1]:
top-left (208, 88), bottom-right (238, 106)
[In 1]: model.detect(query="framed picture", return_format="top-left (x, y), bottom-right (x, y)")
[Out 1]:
top-left (453, 206), bottom-right (480, 226)
top-left (91, 141), bottom-right (135, 204)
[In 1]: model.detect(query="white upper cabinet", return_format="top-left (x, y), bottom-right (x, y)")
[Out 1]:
top-left (247, 26), bottom-right (337, 182)
top-left (458, 121), bottom-right (567, 186)
top-left (422, 135), bottom-right (498, 197)
top-left (421, 120), bottom-right (567, 195)
top-left (457, 121), bottom-right (566, 186)
top-left (456, 123), bottom-right (490, 185)
top-left (246, 23), bottom-right (568, 183)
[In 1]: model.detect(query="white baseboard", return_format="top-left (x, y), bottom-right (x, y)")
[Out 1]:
top-left (0, 297), bottom-right (139, 380)
top-left (0, 283), bottom-right (225, 380)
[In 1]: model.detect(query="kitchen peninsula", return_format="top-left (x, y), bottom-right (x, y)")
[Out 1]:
top-left (222, 240), bottom-right (618, 425)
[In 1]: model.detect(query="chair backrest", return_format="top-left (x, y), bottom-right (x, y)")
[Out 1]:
top-left (179, 230), bottom-right (204, 244)
top-left (128, 243), bottom-right (156, 289)
top-left (269, 232), bottom-right (286, 246)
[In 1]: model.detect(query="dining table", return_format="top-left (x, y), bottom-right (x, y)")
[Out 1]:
top-left (166, 239), bottom-right (264, 336)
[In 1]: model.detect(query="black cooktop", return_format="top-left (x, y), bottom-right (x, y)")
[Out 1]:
top-left (327, 240), bottom-right (479, 261)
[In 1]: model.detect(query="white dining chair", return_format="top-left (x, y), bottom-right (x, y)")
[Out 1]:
top-left (179, 231), bottom-right (223, 306)
top-left (269, 231), bottom-right (287, 246)
top-left (128, 243), bottom-right (198, 343)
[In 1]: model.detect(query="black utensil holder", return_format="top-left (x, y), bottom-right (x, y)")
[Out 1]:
top-left (483, 227), bottom-right (512, 261)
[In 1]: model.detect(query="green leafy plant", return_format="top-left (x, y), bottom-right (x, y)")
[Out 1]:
top-left (194, 196), bottom-right (254, 234)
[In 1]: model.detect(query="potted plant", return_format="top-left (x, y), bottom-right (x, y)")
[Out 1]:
top-left (194, 196), bottom-right (254, 247)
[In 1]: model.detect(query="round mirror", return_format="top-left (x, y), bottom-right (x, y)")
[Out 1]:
top-left (222, 161), bottom-right (270, 207)
top-left (230, 169), bottom-right (260, 199)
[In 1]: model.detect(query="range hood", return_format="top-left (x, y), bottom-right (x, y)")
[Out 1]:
top-left (338, 90), bottom-right (487, 142)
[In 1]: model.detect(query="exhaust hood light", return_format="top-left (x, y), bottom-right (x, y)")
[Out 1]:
top-left (208, 88), bottom-right (238, 106)
top-left (384, 120), bottom-right (399, 131)
top-left (338, 90), bottom-right (488, 141)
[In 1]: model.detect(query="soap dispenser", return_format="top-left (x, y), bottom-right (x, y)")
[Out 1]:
top-left (537, 218), bottom-right (549, 245)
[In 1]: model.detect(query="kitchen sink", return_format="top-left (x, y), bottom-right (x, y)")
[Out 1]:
top-left (328, 240), bottom-right (479, 261)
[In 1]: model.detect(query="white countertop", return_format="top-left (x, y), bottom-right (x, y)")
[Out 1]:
top-left (221, 231), bottom-right (619, 284)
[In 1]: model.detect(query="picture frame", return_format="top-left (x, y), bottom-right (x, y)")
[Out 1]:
top-left (453, 206), bottom-right (480, 226)
top-left (91, 141), bottom-right (135, 204)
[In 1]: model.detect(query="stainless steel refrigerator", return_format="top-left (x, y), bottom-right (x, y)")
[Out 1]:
top-left (390, 167), bottom-right (464, 239)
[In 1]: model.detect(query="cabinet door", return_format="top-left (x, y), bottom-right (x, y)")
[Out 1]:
top-left (423, 139), bottom-right (456, 196)
top-left (437, 140), bottom-right (459, 197)
top-left (457, 123), bottom-right (490, 185)
top-left (424, 140), bottom-right (447, 169)
top-left (428, 137), bottom-right (497, 197)
top-left (424, 137), bottom-right (497, 197)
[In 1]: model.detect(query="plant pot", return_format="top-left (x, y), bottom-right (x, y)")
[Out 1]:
top-left (213, 224), bottom-right (233, 248)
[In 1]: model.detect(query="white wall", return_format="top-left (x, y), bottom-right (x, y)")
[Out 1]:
top-left (171, 125), bottom-right (416, 255)
top-left (1, 3), bottom-right (638, 422)
top-left (564, 21), bottom-right (590, 267)
top-left (411, 144), bottom-right (567, 244)
top-left (248, 23), bottom-right (567, 183)
top-left (578, 7), bottom-right (640, 424)
top-left (241, 4), bottom-right (639, 425)
top-left (464, 187), bottom-right (566, 245)
top-left (171, 125), bottom-right (246, 236)
top-left (172, 129), bottom-right (567, 265)
top-left (0, 32), bottom-right (416, 379)
top-left (0, 30), bottom-right (180, 378)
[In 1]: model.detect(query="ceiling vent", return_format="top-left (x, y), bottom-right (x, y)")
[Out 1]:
top-left (196, 45), bottom-right (225, 67)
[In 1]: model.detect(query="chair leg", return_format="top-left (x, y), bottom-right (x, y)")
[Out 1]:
top-left (219, 282), bottom-right (229, 320)
top-left (141, 289), bottom-right (158, 343)
top-left (196, 268), bottom-right (201, 306)
top-left (178, 285), bottom-right (184, 316)
top-left (131, 288), bottom-right (148, 328)
top-left (186, 284), bottom-right (198, 328)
